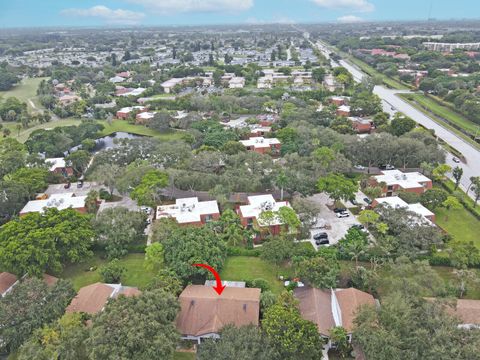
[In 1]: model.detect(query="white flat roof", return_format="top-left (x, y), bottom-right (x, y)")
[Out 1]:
top-left (375, 196), bottom-right (434, 219)
top-left (239, 137), bottom-right (280, 149)
top-left (156, 197), bottom-right (219, 224)
top-left (45, 157), bottom-right (66, 171)
top-left (239, 195), bottom-right (292, 226)
top-left (21, 193), bottom-right (87, 214)
top-left (118, 106), bottom-right (145, 113)
top-left (375, 170), bottom-right (431, 189)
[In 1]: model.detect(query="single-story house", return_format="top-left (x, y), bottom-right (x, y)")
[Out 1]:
top-left (156, 197), bottom-right (220, 226)
top-left (371, 170), bottom-right (433, 197)
top-left (45, 157), bottom-right (74, 177)
top-left (372, 196), bottom-right (436, 224)
top-left (20, 193), bottom-right (88, 215)
top-left (239, 137), bottom-right (281, 155)
top-left (176, 285), bottom-right (260, 344)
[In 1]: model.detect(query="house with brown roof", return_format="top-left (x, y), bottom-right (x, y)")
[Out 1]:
top-left (294, 287), bottom-right (376, 347)
top-left (176, 285), bottom-right (261, 344)
top-left (66, 282), bottom-right (141, 315)
top-left (427, 298), bottom-right (480, 329)
top-left (0, 272), bottom-right (18, 297)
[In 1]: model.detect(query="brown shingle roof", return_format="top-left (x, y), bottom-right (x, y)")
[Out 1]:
top-left (428, 298), bottom-right (480, 325)
top-left (42, 273), bottom-right (59, 287)
top-left (294, 287), bottom-right (334, 336)
top-left (294, 287), bottom-right (375, 336)
top-left (66, 283), bottom-right (115, 314)
top-left (120, 287), bottom-right (142, 297)
top-left (0, 272), bottom-right (18, 295)
top-left (335, 288), bottom-right (375, 333)
top-left (176, 285), bottom-right (260, 337)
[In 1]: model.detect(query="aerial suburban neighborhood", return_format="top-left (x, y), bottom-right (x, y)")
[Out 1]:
top-left (0, 1), bottom-right (480, 359)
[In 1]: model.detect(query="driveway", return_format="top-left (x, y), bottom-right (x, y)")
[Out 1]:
top-left (306, 193), bottom-right (362, 248)
top-left (45, 181), bottom-right (104, 196)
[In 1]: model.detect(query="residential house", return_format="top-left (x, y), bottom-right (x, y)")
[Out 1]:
top-left (371, 170), bottom-right (433, 197)
top-left (237, 194), bottom-right (294, 239)
top-left (59, 94), bottom-right (81, 106)
top-left (349, 117), bottom-right (374, 134)
top-left (329, 96), bottom-right (347, 106)
top-left (249, 126), bottom-right (272, 137)
top-left (239, 137), bottom-right (281, 155)
top-left (116, 106), bottom-right (147, 119)
top-left (66, 282), bottom-right (141, 315)
top-left (20, 193), bottom-right (88, 215)
top-left (372, 196), bottom-right (436, 224)
top-left (256, 114), bottom-right (279, 126)
top-left (156, 197), bottom-right (220, 226)
top-left (294, 287), bottom-right (376, 347)
top-left (336, 105), bottom-right (351, 117)
top-left (109, 76), bottom-right (126, 83)
top-left (45, 157), bottom-right (74, 177)
top-left (135, 111), bottom-right (156, 124)
top-left (176, 285), bottom-right (260, 344)
top-left (229, 76), bottom-right (245, 89)
top-left (426, 298), bottom-right (480, 329)
top-left (0, 272), bottom-right (18, 297)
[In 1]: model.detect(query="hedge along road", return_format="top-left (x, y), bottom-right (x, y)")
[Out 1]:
top-left (336, 57), bottom-right (480, 197)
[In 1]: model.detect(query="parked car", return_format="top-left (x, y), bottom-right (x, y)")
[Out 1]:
top-left (313, 232), bottom-right (328, 241)
top-left (350, 199), bottom-right (358, 205)
top-left (76, 180), bottom-right (83, 188)
top-left (140, 206), bottom-right (152, 215)
top-left (64, 182), bottom-right (71, 189)
top-left (452, 157), bottom-right (460, 163)
top-left (350, 224), bottom-right (365, 231)
top-left (333, 207), bottom-right (347, 213)
top-left (354, 164), bottom-right (366, 170)
top-left (336, 211), bottom-right (350, 218)
top-left (363, 197), bottom-right (373, 205)
top-left (315, 238), bottom-right (330, 246)
top-left (380, 164), bottom-right (395, 170)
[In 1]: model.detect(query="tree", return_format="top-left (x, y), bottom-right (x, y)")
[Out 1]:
top-left (432, 164), bottom-right (452, 182)
top-left (452, 166), bottom-right (464, 190)
top-left (448, 240), bottom-right (480, 269)
top-left (0, 181), bottom-right (30, 223)
top-left (358, 209), bottom-right (380, 230)
top-left (131, 169), bottom-right (169, 207)
top-left (86, 289), bottom-right (179, 360)
top-left (389, 113), bottom-right (416, 136)
top-left (420, 188), bottom-right (448, 210)
top-left (144, 242), bottom-right (164, 272)
top-left (275, 170), bottom-right (288, 201)
top-left (94, 207), bottom-right (146, 259)
top-left (338, 228), bottom-right (368, 266)
top-left (85, 190), bottom-right (99, 214)
top-left (471, 180), bottom-right (480, 207)
top-left (262, 292), bottom-right (324, 360)
top-left (65, 150), bottom-right (90, 175)
top-left (0, 71), bottom-right (18, 90)
top-left (297, 256), bottom-right (339, 288)
top-left (0, 278), bottom-right (75, 353)
top-left (146, 269), bottom-right (183, 296)
top-left (163, 226), bottom-right (227, 281)
top-left (18, 313), bottom-right (89, 360)
top-left (197, 325), bottom-right (278, 360)
top-left (4, 167), bottom-right (49, 197)
top-left (312, 67), bottom-right (326, 82)
top-left (317, 174), bottom-right (358, 204)
top-left (210, 209), bottom-right (250, 247)
top-left (278, 206), bottom-right (301, 234)
top-left (330, 327), bottom-right (352, 359)
top-left (100, 259), bottom-right (126, 283)
top-left (260, 237), bottom-right (297, 265)
top-left (442, 196), bottom-right (462, 221)
top-left (0, 208), bottom-right (94, 276)
top-left (149, 111), bottom-right (172, 133)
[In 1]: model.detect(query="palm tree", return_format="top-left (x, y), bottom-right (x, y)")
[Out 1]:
top-left (275, 171), bottom-right (288, 201)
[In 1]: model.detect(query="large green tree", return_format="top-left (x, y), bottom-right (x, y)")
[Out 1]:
top-left (86, 289), bottom-right (179, 360)
top-left (317, 174), bottom-right (358, 204)
top-left (0, 208), bottom-right (94, 276)
top-left (131, 169), bottom-right (169, 207)
top-left (297, 256), bottom-right (340, 288)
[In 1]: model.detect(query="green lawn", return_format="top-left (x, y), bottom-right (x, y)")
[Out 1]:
top-left (61, 253), bottom-right (156, 291)
top-left (0, 77), bottom-right (48, 113)
top-left (98, 120), bottom-right (185, 141)
top-left (220, 256), bottom-right (293, 294)
top-left (436, 207), bottom-right (480, 247)
top-left (2, 117), bottom-right (82, 143)
top-left (174, 352), bottom-right (195, 360)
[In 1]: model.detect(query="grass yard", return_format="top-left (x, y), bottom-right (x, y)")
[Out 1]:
top-left (174, 352), bottom-right (195, 360)
top-left (2, 117), bottom-right (82, 143)
top-left (98, 120), bottom-right (185, 141)
top-left (61, 253), bottom-right (156, 291)
top-left (436, 207), bottom-right (480, 247)
top-left (0, 77), bottom-right (48, 113)
top-left (220, 256), bottom-right (293, 294)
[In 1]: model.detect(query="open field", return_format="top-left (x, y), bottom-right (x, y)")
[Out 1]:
top-left (2, 118), bottom-right (82, 143)
top-left (436, 207), bottom-right (480, 247)
top-left (220, 256), bottom-right (294, 294)
top-left (61, 253), bottom-right (156, 291)
top-left (0, 77), bottom-right (48, 113)
top-left (98, 120), bottom-right (185, 141)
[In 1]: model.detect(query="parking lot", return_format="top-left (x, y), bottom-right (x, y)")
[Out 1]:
top-left (305, 193), bottom-right (363, 249)
top-left (45, 181), bottom-right (104, 197)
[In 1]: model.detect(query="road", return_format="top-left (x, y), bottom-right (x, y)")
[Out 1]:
top-left (314, 38), bottom-right (479, 196)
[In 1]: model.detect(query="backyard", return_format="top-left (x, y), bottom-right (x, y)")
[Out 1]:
top-left (60, 253), bottom-right (156, 291)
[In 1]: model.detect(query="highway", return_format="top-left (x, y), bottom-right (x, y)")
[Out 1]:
top-left (315, 39), bottom-right (480, 197)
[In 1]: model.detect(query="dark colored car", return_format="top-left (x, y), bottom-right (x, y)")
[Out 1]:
top-left (363, 197), bottom-right (373, 205)
top-left (333, 207), bottom-right (347, 213)
top-left (64, 182), bottom-right (71, 189)
top-left (315, 238), bottom-right (330, 246)
top-left (350, 224), bottom-right (365, 230)
top-left (350, 199), bottom-right (358, 205)
top-left (313, 232), bottom-right (328, 241)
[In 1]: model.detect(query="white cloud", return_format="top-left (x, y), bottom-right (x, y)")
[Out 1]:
top-left (312, 0), bottom-right (374, 12)
top-left (337, 15), bottom-right (365, 23)
top-left (126, 0), bottom-right (254, 14)
top-left (61, 5), bottom-right (145, 25)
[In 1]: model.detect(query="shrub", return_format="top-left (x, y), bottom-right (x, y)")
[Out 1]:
top-left (100, 259), bottom-right (126, 283)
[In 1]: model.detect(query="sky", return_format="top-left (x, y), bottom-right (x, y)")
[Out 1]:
top-left (0, 0), bottom-right (479, 28)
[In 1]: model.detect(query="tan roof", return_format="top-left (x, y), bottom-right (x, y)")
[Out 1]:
top-left (428, 298), bottom-right (480, 325)
top-left (335, 288), bottom-right (375, 332)
top-left (0, 272), bottom-right (18, 295)
top-left (42, 274), bottom-right (59, 287)
top-left (65, 282), bottom-right (140, 315)
top-left (294, 287), bottom-right (375, 336)
top-left (176, 285), bottom-right (260, 337)
top-left (294, 287), bottom-right (334, 336)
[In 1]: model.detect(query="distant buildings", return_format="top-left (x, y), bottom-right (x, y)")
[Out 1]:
top-left (371, 170), bottom-right (433, 197)
top-left (116, 106), bottom-right (147, 119)
top-left (20, 193), bottom-right (88, 215)
top-left (176, 285), bottom-right (260, 344)
top-left (239, 137), bottom-right (281, 155)
top-left (156, 197), bottom-right (220, 226)
top-left (423, 42), bottom-right (480, 52)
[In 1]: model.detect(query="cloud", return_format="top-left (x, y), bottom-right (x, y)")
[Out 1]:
top-left (337, 15), bottom-right (365, 23)
top-left (246, 16), bottom-right (295, 25)
top-left (126, 0), bottom-right (254, 14)
top-left (61, 5), bottom-right (145, 25)
top-left (312, 0), bottom-right (374, 12)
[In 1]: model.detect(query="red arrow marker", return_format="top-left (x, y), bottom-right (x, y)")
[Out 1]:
top-left (192, 263), bottom-right (226, 295)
